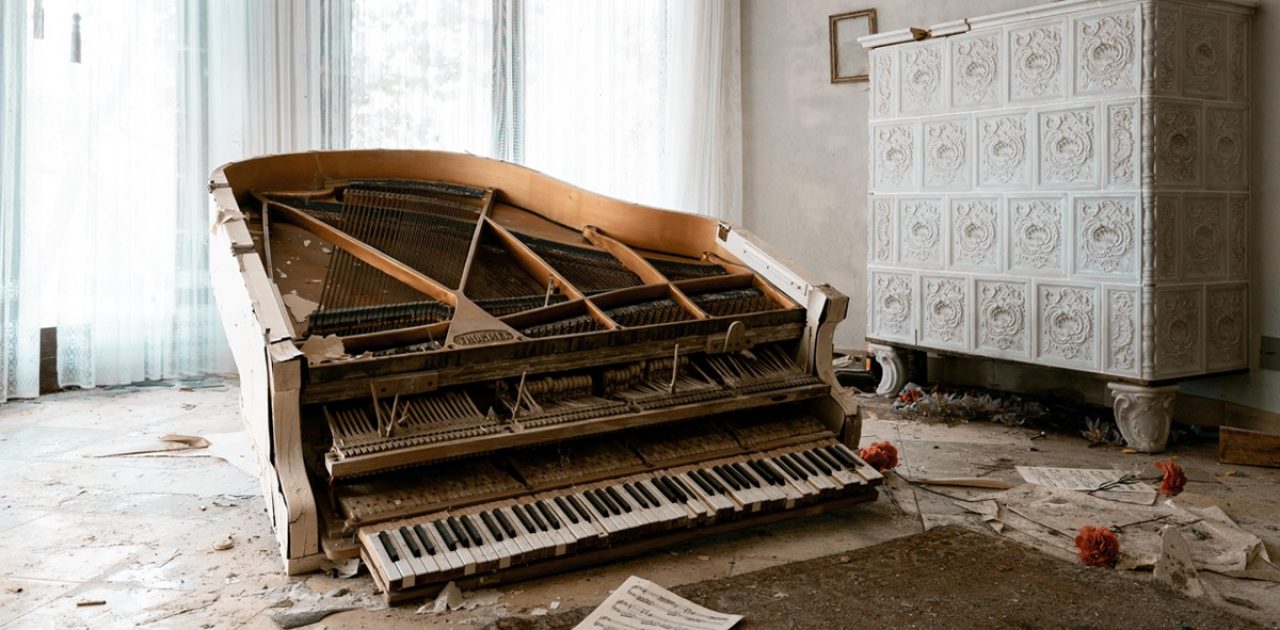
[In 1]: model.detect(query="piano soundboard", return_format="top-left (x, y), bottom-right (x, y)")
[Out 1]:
top-left (208, 150), bottom-right (879, 603)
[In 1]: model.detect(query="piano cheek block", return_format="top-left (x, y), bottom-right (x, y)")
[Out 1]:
top-left (209, 149), bottom-right (879, 603)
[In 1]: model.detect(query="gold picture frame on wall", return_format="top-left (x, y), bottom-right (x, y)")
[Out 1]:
top-left (829, 9), bottom-right (877, 83)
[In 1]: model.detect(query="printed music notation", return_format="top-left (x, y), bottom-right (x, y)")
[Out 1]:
top-left (574, 576), bottom-right (742, 630)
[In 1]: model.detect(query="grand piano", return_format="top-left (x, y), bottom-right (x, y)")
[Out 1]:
top-left (208, 150), bottom-right (880, 603)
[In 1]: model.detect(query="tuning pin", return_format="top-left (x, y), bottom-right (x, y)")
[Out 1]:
top-left (70, 13), bottom-right (81, 63)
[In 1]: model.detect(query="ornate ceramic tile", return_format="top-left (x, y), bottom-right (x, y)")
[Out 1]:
top-left (923, 117), bottom-right (972, 191)
top-left (951, 32), bottom-right (1001, 109)
top-left (870, 271), bottom-right (915, 342)
top-left (1103, 286), bottom-right (1139, 375)
top-left (1073, 195), bottom-right (1138, 279)
top-left (1009, 20), bottom-right (1067, 102)
top-left (1205, 106), bottom-right (1247, 190)
top-left (1009, 196), bottom-right (1067, 276)
top-left (1153, 286), bottom-right (1203, 377)
top-left (1182, 10), bottom-right (1227, 100)
top-left (976, 111), bottom-right (1031, 189)
top-left (919, 274), bottom-right (969, 349)
top-left (1074, 10), bottom-right (1139, 96)
top-left (976, 278), bottom-right (1029, 357)
top-left (1036, 282), bottom-right (1098, 368)
top-left (900, 41), bottom-right (946, 115)
top-left (949, 197), bottom-right (1001, 272)
top-left (1204, 284), bottom-right (1247, 370)
top-left (897, 197), bottom-right (945, 268)
top-left (1038, 106), bottom-right (1099, 188)
top-left (1180, 195), bottom-right (1227, 281)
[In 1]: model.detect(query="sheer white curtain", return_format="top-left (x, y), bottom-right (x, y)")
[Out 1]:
top-left (7, 0), bottom-right (231, 397)
top-left (346, 0), bottom-right (493, 153)
top-left (522, 0), bottom-right (741, 221)
top-left (346, 0), bottom-right (743, 220)
top-left (1, 0), bottom-right (40, 400)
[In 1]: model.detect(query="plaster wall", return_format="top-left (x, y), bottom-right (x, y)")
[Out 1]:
top-left (741, 0), bottom-right (1280, 416)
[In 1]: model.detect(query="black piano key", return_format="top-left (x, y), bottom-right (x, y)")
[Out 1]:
top-left (523, 503), bottom-right (549, 531)
top-left (624, 483), bottom-right (650, 508)
top-left (812, 447), bottom-right (843, 470)
top-left (786, 452), bottom-right (818, 476)
top-left (377, 531), bottom-right (400, 562)
top-left (536, 500), bottom-right (562, 528)
top-left (669, 476), bottom-right (696, 499)
top-left (583, 491), bottom-right (610, 518)
top-left (493, 509), bottom-right (519, 538)
top-left (447, 517), bottom-right (472, 548)
top-left (826, 444), bottom-right (858, 467)
top-left (434, 520), bottom-right (458, 551)
top-left (697, 469), bottom-right (726, 493)
top-left (731, 463), bottom-right (762, 488)
top-left (512, 504), bottom-right (537, 533)
top-left (661, 476), bottom-right (688, 502)
top-left (555, 497), bottom-right (580, 524)
top-left (605, 487), bottom-right (633, 513)
top-left (460, 515), bottom-right (485, 547)
top-left (399, 527), bottom-right (422, 557)
top-left (686, 471), bottom-right (715, 495)
top-left (593, 489), bottom-right (621, 516)
top-left (635, 481), bottom-right (661, 506)
top-left (479, 511), bottom-right (504, 542)
top-left (413, 524), bottom-right (438, 555)
top-left (568, 494), bottom-right (595, 521)
top-left (650, 477), bottom-right (677, 502)
top-left (801, 450), bottom-right (832, 475)
top-left (759, 459), bottom-right (790, 485)
top-left (773, 456), bottom-right (804, 480)
top-left (712, 465), bottom-right (742, 491)
top-left (721, 464), bottom-right (751, 489)
top-left (747, 460), bottom-right (779, 485)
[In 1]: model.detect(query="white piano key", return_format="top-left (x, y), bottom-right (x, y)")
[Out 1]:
top-left (364, 530), bottom-right (403, 587)
top-left (419, 522), bottom-right (461, 574)
top-left (385, 528), bottom-right (424, 588)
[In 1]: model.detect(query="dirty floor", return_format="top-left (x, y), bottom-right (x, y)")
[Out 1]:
top-left (488, 526), bottom-right (1265, 629)
top-left (1, 380), bottom-right (1277, 628)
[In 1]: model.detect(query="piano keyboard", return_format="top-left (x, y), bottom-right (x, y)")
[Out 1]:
top-left (357, 440), bottom-right (881, 598)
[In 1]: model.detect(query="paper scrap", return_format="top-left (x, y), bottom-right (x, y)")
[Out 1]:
top-left (574, 576), bottom-right (741, 630)
top-left (300, 334), bottom-right (345, 366)
top-left (282, 293), bottom-right (319, 323)
top-left (1154, 526), bottom-right (1206, 598)
top-left (1016, 466), bottom-right (1157, 504)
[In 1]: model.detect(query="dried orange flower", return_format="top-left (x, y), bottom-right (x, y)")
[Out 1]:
top-left (859, 441), bottom-right (899, 472)
top-left (1075, 525), bottom-right (1120, 568)
top-left (897, 389), bottom-right (923, 404)
top-left (1155, 459), bottom-right (1186, 497)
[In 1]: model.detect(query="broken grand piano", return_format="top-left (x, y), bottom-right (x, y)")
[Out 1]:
top-left (208, 150), bottom-right (881, 602)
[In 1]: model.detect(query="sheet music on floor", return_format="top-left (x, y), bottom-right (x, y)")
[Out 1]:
top-left (1015, 466), bottom-right (1158, 505)
top-left (573, 576), bottom-right (742, 630)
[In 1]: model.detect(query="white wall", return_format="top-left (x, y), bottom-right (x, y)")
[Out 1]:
top-left (742, 0), bottom-right (1280, 414)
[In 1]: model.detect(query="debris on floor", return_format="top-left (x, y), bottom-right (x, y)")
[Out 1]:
top-left (891, 383), bottom-right (1048, 426)
top-left (575, 576), bottom-right (741, 630)
top-left (1015, 466), bottom-right (1158, 504)
top-left (416, 581), bottom-right (505, 616)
